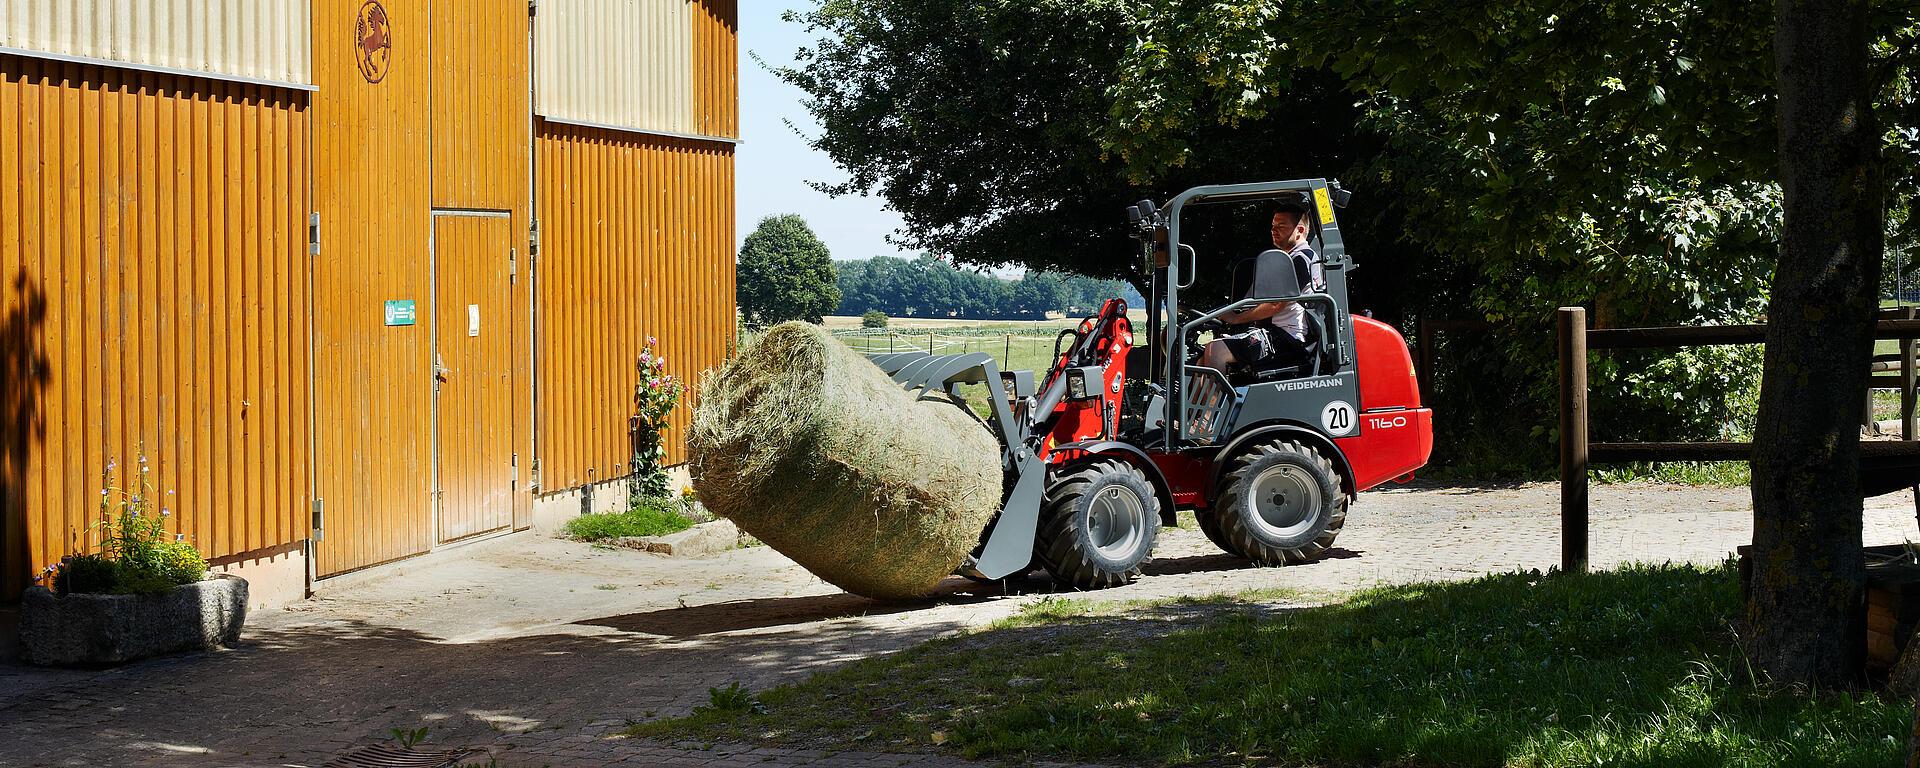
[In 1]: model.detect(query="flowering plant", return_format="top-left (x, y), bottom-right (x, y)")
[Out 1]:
top-left (630, 337), bottom-right (684, 499)
top-left (37, 457), bottom-right (206, 595)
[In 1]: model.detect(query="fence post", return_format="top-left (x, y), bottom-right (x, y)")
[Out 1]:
top-left (927, 331), bottom-right (934, 354)
top-left (1416, 316), bottom-right (1434, 405)
top-left (1558, 306), bottom-right (1589, 574)
top-left (1903, 307), bottom-right (1916, 440)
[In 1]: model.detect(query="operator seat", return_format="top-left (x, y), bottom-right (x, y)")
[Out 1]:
top-left (1225, 249), bottom-right (1325, 385)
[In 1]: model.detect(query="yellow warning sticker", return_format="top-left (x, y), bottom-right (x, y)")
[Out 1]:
top-left (1313, 187), bottom-right (1336, 226)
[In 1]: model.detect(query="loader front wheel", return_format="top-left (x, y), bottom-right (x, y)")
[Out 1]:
top-left (1037, 459), bottom-right (1159, 590)
top-left (1214, 440), bottom-right (1346, 565)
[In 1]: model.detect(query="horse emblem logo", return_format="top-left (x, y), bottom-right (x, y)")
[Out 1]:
top-left (355, 1), bottom-right (392, 84)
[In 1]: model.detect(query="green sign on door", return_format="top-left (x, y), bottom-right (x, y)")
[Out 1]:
top-left (384, 299), bottom-right (417, 326)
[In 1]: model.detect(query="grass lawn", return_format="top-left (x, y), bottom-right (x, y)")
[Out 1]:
top-left (639, 565), bottom-right (1904, 767)
top-left (563, 496), bottom-right (696, 541)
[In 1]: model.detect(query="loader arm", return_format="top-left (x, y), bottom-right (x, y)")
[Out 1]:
top-left (865, 350), bottom-right (1048, 579)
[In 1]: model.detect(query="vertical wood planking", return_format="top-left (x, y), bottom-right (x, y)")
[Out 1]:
top-left (0, 54), bottom-right (312, 596)
top-left (533, 122), bottom-right (735, 492)
top-left (309, 0), bottom-right (433, 577)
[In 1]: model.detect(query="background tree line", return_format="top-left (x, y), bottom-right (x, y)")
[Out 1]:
top-left (834, 255), bottom-right (1143, 320)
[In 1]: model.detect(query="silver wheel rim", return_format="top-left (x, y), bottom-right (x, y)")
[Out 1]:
top-left (1087, 484), bottom-right (1146, 560)
top-left (1248, 464), bottom-right (1321, 541)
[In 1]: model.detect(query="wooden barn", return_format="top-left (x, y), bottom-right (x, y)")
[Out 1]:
top-left (0, 0), bottom-right (739, 607)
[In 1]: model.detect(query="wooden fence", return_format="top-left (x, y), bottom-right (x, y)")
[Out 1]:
top-left (1557, 306), bottom-right (1920, 572)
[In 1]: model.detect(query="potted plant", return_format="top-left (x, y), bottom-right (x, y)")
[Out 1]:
top-left (18, 462), bottom-right (247, 666)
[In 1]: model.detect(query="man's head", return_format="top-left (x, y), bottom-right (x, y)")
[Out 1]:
top-left (1269, 202), bottom-right (1310, 250)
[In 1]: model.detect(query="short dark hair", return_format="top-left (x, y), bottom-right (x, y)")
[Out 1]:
top-left (1269, 196), bottom-right (1310, 218)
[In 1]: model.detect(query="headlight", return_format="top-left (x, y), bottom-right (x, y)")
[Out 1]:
top-left (1067, 368), bottom-right (1088, 400)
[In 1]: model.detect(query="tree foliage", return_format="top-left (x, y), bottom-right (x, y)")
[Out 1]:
top-left (736, 215), bottom-right (842, 325)
top-left (834, 256), bottom-right (1138, 320)
top-left (778, 0), bottom-right (1920, 473)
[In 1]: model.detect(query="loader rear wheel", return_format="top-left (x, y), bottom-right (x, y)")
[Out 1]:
top-left (1037, 459), bottom-right (1159, 590)
top-left (1214, 440), bottom-right (1346, 565)
top-left (1194, 507), bottom-right (1240, 556)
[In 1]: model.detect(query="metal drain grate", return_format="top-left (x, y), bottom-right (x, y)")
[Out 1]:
top-left (322, 744), bottom-right (477, 768)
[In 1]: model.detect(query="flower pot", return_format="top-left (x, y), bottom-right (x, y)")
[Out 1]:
top-left (17, 573), bottom-right (248, 666)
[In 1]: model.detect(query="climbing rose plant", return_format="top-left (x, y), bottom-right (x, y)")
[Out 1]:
top-left (630, 337), bottom-right (683, 499)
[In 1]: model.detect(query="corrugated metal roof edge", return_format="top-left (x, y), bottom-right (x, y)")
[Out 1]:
top-left (536, 113), bottom-right (742, 145)
top-left (0, 46), bottom-right (318, 92)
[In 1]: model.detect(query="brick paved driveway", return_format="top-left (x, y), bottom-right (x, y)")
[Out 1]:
top-left (3, 481), bottom-right (1914, 767)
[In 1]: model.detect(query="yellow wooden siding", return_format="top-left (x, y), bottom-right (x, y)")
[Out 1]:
top-left (690, 0), bottom-right (736, 138)
top-left (308, 0), bottom-right (434, 577)
top-left (535, 122), bottom-right (734, 490)
top-left (430, 1), bottom-right (533, 533)
top-left (0, 54), bottom-right (311, 597)
top-left (0, 0), bottom-right (312, 85)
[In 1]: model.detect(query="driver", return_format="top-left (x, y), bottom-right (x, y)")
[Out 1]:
top-left (1197, 200), bottom-right (1325, 372)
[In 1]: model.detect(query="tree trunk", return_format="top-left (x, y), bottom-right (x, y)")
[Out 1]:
top-left (1749, 0), bottom-right (1883, 689)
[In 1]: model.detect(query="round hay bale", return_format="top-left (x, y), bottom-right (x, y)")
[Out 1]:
top-left (688, 322), bottom-right (1004, 599)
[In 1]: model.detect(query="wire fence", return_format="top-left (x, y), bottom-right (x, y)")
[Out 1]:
top-left (736, 326), bottom-right (1071, 373)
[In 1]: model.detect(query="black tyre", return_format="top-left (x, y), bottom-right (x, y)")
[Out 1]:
top-left (1036, 459), bottom-right (1160, 589)
top-left (1214, 440), bottom-right (1346, 565)
top-left (1194, 507), bottom-right (1241, 556)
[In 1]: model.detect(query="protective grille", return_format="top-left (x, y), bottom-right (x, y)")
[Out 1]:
top-left (322, 745), bottom-right (477, 768)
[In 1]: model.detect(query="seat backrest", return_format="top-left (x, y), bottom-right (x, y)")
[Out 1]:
top-left (1230, 249), bottom-right (1305, 303)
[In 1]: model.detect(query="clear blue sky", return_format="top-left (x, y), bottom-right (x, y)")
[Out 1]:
top-left (735, 3), bottom-right (911, 263)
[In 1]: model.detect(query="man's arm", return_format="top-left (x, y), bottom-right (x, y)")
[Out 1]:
top-left (1220, 301), bottom-right (1287, 325)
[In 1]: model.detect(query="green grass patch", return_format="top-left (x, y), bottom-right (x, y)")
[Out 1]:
top-left (1593, 461), bottom-right (1751, 487)
top-left (563, 496), bottom-right (696, 541)
top-left (637, 565), bottom-right (1903, 766)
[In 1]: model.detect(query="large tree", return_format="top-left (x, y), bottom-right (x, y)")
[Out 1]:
top-left (1748, 0), bottom-right (1885, 689)
top-left (736, 215), bottom-right (842, 325)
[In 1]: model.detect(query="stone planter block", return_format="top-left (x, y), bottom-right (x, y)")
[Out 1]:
top-left (18, 574), bottom-right (248, 666)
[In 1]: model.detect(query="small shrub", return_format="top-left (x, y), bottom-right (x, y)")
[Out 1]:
top-left (43, 461), bottom-right (206, 595)
top-left (861, 310), bottom-right (888, 329)
top-left (565, 495), bottom-right (697, 541)
top-left (698, 682), bottom-right (766, 715)
top-left (630, 337), bottom-right (685, 499)
top-left (53, 553), bottom-right (118, 595)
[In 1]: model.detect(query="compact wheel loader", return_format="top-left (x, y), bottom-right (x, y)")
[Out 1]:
top-left (867, 179), bottom-right (1434, 589)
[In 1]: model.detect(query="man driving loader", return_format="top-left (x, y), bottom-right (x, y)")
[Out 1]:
top-left (1197, 200), bottom-right (1325, 373)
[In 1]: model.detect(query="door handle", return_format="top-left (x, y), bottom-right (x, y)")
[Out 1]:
top-left (435, 354), bottom-right (451, 381)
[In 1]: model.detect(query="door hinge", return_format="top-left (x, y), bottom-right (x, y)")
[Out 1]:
top-left (511, 453), bottom-right (519, 490)
top-left (311, 498), bottom-right (325, 541)
top-left (528, 0), bottom-right (539, 16)
top-left (529, 218), bottom-right (540, 257)
top-left (308, 212), bottom-right (320, 257)
top-left (509, 247), bottom-right (518, 283)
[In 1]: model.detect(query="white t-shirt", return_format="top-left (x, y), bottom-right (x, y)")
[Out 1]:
top-left (1268, 243), bottom-right (1325, 341)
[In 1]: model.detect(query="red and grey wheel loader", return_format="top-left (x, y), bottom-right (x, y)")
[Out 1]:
top-left (867, 179), bottom-right (1433, 589)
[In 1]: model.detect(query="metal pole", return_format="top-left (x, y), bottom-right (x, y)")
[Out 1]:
top-left (928, 331), bottom-right (934, 354)
top-left (1558, 307), bottom-right (1589, 574)
top-left (1004, 333), bottom-right (1011, 368)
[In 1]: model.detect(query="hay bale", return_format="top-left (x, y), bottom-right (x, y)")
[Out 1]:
top-left (688, 322), bottom-right (1004, 599)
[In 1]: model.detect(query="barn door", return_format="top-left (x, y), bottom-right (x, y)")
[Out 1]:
top-left (431, 212), bottom-right (516, 543)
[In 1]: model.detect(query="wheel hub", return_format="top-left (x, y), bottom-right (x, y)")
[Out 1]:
top-left (1248, 464), bottom-right (1322, 541)
top-left (1088, 485), bottom-right (1146, 559)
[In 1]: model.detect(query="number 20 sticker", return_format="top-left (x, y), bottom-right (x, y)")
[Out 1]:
top-left (1321, 400), bottom-right (1356, 436)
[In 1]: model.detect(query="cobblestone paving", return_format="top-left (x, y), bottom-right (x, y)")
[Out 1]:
top-left (2, 482), bottom-right (1914, 767)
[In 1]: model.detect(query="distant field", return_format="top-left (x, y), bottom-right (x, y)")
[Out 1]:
top-left (819, 311), bottom-right (1148, 332)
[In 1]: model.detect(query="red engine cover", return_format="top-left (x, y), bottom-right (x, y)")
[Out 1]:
top-left (1335, 316), bottom-right (1433, 491)
top-left (1351, 315), bottom-right (1421, 411)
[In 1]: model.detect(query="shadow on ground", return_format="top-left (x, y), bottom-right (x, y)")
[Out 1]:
top-left (0, 605), bottom-right (973, 767)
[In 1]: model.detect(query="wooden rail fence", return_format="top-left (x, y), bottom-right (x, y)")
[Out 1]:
top-left (1557, 306), bottom-right (1920, 572)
